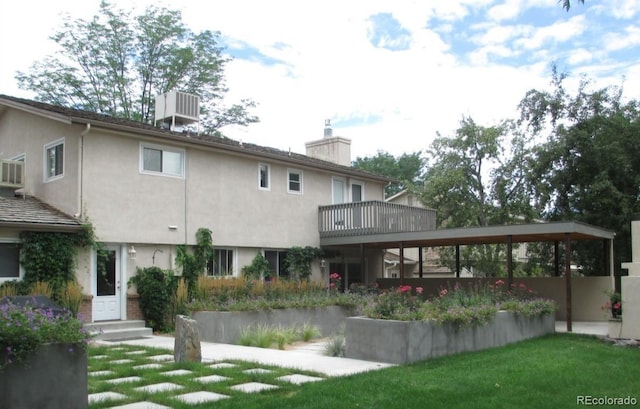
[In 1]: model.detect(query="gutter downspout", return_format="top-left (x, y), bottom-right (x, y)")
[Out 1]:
top-left (78, 123), bottom-right (91, 219)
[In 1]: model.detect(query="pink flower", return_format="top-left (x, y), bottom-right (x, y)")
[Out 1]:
top-left (519, 283), bottom-right (526, 289)
top-left (399, 285), bottom-right (412, 293)
top-left (439, 288), bottom-right (448, 298)
top-left (330, 272), bottom-right (340, 280)
top-left (495, 280), bottom-right (505, 286)
top-left (329, 283), bottom-right (335, 288)
top-left (416, 287), bottom-right (423, 295)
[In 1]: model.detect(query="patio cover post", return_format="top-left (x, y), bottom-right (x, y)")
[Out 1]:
top-left (507, 235), bottom-right (513, 286)
top-left (418, 247), bottom-right (424, 278)
top-left (554, 241), bottom-right (560, 276)
top-left (399, 242), bottom-right (405, 285)
top-left (565, 233), bottom-right (572, 332)
top-left (455, 245), bottom-right (461, 278)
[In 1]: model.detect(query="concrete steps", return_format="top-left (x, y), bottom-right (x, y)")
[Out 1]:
top-left (85, 320), bottom-right (153, 341)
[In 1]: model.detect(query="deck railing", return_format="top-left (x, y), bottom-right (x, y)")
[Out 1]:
top-left (318, 201), bottom-right (436, 238)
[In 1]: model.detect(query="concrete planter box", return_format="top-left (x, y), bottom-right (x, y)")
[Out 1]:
top-left (345, 311), bottom-right (555, 364)
top-left (0, 343), bottom-right (88, 409)
top-left (193, 306), bottom-right (355, 344)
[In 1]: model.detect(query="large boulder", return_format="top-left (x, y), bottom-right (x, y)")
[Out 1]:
top-left (174, 315), bottom-right (201, 363)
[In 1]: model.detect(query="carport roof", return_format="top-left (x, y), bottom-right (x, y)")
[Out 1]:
top-left (320, 221), bottom-right (616, 249)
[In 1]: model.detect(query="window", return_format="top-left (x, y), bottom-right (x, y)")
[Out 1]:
top-left (206, 249), bottom-right (235, 277)
top-left (140, 144), bottom-right (185, 177)
top-left (0, 241), bottom-right (22, 282)
top-left (44, 139), bottom-right (64, 181)
top-left (332, 178), bottom-right (346, 204)
top-left (258, 163), bottom-right (270, 190)
top-left (287, 169), bottom-right (303, 194)
top-left (265, 250), bottom-right (289, 278)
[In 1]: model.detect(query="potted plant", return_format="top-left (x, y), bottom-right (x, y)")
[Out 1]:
top-left (0, 296), bottom-right (92, 409)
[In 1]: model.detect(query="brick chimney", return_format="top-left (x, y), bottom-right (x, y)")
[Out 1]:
top-left (305, 120), bottom-right (351, 166)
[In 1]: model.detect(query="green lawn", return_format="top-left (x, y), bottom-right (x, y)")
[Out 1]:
top-left (90, 334), bottom-right (640, 409)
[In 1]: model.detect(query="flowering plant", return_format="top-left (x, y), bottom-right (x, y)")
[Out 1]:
top-left (601, 290), bottom-right (622, 319)
top-left (0, 298), bottom-right (92, 369)
top-left (365, 285), bottom-right (426, 320)
top-left (329, 272), bottom-right (342, 292)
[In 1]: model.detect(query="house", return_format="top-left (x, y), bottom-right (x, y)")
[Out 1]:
top-left (0, 94), bottom-right (434, 322)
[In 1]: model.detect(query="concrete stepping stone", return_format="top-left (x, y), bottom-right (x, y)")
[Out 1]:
top-left (133, 363), bottom-right (163, 370)
top-left (134, 382), bottom-right (184, 393)
top-left (277, 374), bottom-right (324, 385)
top-left (174, 391), bottom-right (230, 404)
top-left (195, 374), bottom-right (230, 384)
top-left (88, 391), bottom-right (127, 403)
top-left (92, 355), bottom-right (109, 359)
top-left (243, 368), bottom-right (273, 375)
top-left (89, 370), bottom-right (114, 377)
top-left (125, 350), bottom-right (147, 355)
top-left (161, 369), bottom-right (193, 376)
top-left (106, 376), bottom-right (142, 385)
top-left (110, 359), bottom-right (134, 364)
top-left (230, 382), bottom-right (279, 393)
top-left (209, 362), bottom-right (237, 369)
top-left (108, 402), bottom-right (171, 409)
top-left (147, 354), bottom-right (174, 362)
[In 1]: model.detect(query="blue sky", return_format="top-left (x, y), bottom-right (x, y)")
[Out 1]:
top-left (1, 0), bottom-right (639, 159)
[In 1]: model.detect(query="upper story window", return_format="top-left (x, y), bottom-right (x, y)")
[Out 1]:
top-left (44, 139), bottom-right (64, 181)
top-left (332, 177), bottom-right (346, 204)
top-left (287, 169), bottom-right (303, 194)
top-left (258, 163), bottom-right (270, 190)
top-left (140, 143), bottom-right (185, 178)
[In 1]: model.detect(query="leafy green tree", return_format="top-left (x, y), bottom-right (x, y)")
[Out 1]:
top-left (418, 116), bottom-right (534, 276)
top-left (352, 151), bottom-right (426, 197)
top-left (15, 0), bottom-right (257, 135)
top-left (518, 69), bottom-right (640, 275)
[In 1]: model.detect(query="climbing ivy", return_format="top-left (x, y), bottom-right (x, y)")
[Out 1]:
top-left (19, 224), bottom-right (96, 299)
top-left (175, 227), bottom-right (213, 297)
top-left (284, 246), bottom-right (323, 281)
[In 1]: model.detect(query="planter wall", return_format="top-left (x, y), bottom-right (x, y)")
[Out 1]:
top-left (0, 343), bottom-right (88, 409)
top-left (192, 306), bottom-right (355, 344)
top-left (345, 311), bottom-right (555, 365)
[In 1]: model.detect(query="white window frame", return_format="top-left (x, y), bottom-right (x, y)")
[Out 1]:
top-left (43, 138), bottom-right (64, 182)
top-left (206, 248), bottom-right (237, 277)
top-left (140, 143), bottom-right (185, 178)
top-left (258, 163), bottom-right (271, 190)
top-left (332, 177), bottom-right (346, 204)
top-left (350, 180), bottom-right (365, 202)
top-left (0, 239), bottom-right (24, 283)
top-left (287, 168), bottom-right (303, 194)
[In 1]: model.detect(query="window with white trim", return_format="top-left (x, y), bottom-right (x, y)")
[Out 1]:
top-left (44, 139), bottom-right (64, 181)
top-left (258, 163), bottom-right (270, 190)
top-left (140, 143), bottom-right (185, 177)
top-left (0, 241), bottom-right (22, 282)
top-left (287, 169), bottom-right (303, 194)
top-left (206, 248), bottom-right (235, 277)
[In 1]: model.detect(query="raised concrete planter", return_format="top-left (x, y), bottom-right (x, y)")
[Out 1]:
top-left (345, 311), bottom-right (555, 364)
top-left (192, 306), bottom-right (355, 344)
top-left (0, 343), bottom-right (88, 409)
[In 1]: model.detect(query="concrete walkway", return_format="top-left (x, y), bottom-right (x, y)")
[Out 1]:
top-left (99, 336), bottom-right (394, 377)
top-left (555, 321), bottom-right (608, 337)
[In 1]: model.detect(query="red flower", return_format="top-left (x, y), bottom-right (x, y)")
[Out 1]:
top-left (416, 287), bottom-right (424, 295)
top-left (399, 285), bottom-right (412, 293)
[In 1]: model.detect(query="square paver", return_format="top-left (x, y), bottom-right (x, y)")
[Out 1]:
top-left (195, 374), bottom-right (230, 384)
top-left (106, 376), bottom-right (142, 385)
top-left (243, 368), bottom-right (273, 375)
top-left (174, 391), bottom-right (230, 404)
top-left (125, 350), bottom-right (147, 355)
top-left (110, 359), bottom-right (134, 364)
top-left (91, 355), bottom-right (109, 360)
top-left (161, 369), bottom-right (193, 376)
top-left (88, 391), bottom-right (127, 404)
top-left (209, 362), bottom-right (237, 369)
top-left (133, 363), bottom-right (164, 370)
top-left (108, 402), bottom-right (171, 409)
top-left (89, 370), bottom-right (114, 377)
top-left (147, 354), bottom-right (174, 362)
top-left (230, 382), bottom-right (279, 393)
top-left (277, 374), bottom-right (324, 385)
top-left (134, 382), bottom-right (184, 393)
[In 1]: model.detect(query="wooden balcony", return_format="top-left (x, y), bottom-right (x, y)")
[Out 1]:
top-left (0, 159), bottom-right (24, 188)
top-left (318, 201), bottom-right (436, 239)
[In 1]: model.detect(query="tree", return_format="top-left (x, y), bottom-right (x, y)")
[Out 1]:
top-left (562, 0), bottom-right (585, 11)
top-left (15, 1), bottom-right (257, 135)
top-left (352, 151), bottom-right (426, 197)
top-left (418, 116), bottom-right (535, 276)
top-left (518, 69), bottom-right (640, 275)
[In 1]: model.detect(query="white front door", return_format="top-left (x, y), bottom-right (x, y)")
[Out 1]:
top-left (93, 246), bottom-right (121, 321)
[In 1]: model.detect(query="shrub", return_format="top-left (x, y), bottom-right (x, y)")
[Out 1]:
top-left (28, 281), bottom-right (53, 298)
top-left (242, 253), bottom-right (271, 280)
top-left (57, 281), bottom-right (84, 317)
top-left (0, 298), bottom-right (92, 369)
top-left (324, 334), bottom-right (345, 357)
top-left (129, 267), bottom-right (176, 332)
